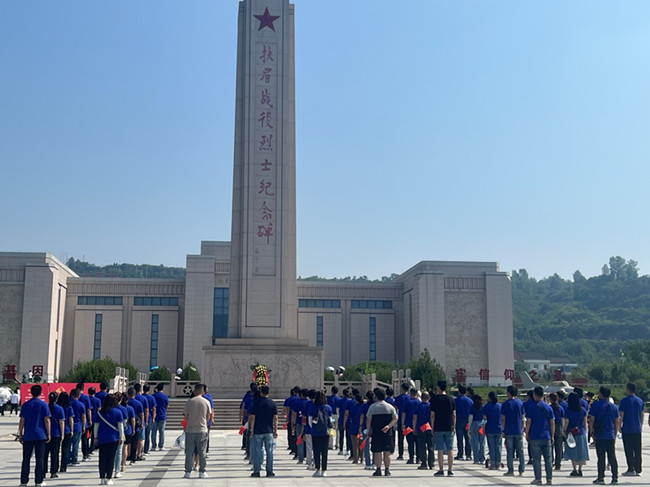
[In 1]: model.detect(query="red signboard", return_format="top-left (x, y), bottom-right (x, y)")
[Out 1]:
top-left (20, 383), bottom-right (100, 405)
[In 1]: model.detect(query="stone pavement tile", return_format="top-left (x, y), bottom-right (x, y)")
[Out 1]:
top-left (1, 415), bottom-right (650, 487)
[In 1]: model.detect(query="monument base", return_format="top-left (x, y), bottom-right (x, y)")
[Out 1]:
top-left (203, 338), bottom-right (323, 398)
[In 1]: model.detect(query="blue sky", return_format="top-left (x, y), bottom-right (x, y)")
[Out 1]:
top-left (2, 1), bottom-right (649, 280)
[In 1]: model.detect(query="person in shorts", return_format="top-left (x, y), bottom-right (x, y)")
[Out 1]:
top-left (366, 388), bottom-right (398, 477)
top-left (430, 380), bottom-right (456, 477)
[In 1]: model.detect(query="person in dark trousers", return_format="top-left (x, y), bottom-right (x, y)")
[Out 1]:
top-left (76, 382), bottom-right (93, 461)
top-left (310, 390), bottom-right (333, 476)
top-left (413, 391), bottom-right (434, 470)
top-left (249, 385), bottom-right (278, 478)
top-left (548, 392), bottom-right (564, 471)
top-left (94, 394), bottom-right (124, 485)
top-left (619, 382), bottom-right (643, 476)
top-left (57, 391), bottom-right (74, 473)
top-left (45, 391), bottom-right (65, 479)
top-left (454, 385), bottom-right (473, 461)
top-left (69, 388), bottom-right (87, 466)
top-left (589, 386), bottom-right (620, 485)
top-left (19, 384), bottom-right (51, 487)
top-left (394, 383), bottom-right (410, 460)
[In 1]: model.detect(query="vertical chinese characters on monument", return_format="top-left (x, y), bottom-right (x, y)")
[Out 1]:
top-left (252, 7), bottom-right (280, 275)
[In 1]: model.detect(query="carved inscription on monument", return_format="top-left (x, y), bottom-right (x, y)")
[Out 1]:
top-left (252, 7), bottom-right (280, 276)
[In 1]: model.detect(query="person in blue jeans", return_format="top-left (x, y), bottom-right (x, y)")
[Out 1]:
top-left (469, 394), bottom-right (486, 464)
top-left (501, 385), bottom-right (525, 476)
top-left (152, 383), bottom-right (170, 450)
top-left (249, 385), bottom-right (278, 478)
top-left (69, 388), bottom-right (87, 466)
top-left (525, 386), bottom-right (555, 485)
top-left (19, 384), bottom-right (51, 487)
top-left (482, 391), bottom-right (502, 470)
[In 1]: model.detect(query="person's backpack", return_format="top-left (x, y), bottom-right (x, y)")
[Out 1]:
top-left (312, 406), bottom-right (329, 434)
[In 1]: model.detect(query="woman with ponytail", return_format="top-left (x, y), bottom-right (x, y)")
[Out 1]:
top-left (46, 391), bottom-right (65, 479)
top-left (57, 391), bottom-right (73, 472)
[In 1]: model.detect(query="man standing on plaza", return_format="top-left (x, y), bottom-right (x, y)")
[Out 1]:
top-left (430, 380), bottom-right (456, 477)
top-left (501, 385), bottom-right (525, 477)
top-left (589, 386), bottom-right (620, 485)
top-left (620, 382), bottom-right (643, 476)
top-left (249, 385), bottom-right (278, 478)
top-left (525, 386), bottom-right (554, 485)
top-left (183, 384), bottom-right (211, 479)
top-left (152, 383), bottom-right (170, 451)
top-left (394, 383), bottom-right (410, 460)
top-left (366, 388), bottom-right (398, 477)
top-left (18, 384), bottom-right (51, 487)
top-left (454, 385), bottom-right (473, 461)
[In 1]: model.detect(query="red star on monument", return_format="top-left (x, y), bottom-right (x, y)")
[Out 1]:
top-left (254, 7), bottom-right (280, 32)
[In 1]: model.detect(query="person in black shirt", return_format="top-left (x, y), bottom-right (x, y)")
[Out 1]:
top-left (249, 385), bottom-right (278, 478)
top-left (430, 380), bottom-right (456, 477)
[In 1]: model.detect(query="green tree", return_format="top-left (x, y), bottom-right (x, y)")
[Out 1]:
top-left (149, 366), bottom-right (172, 381)
top-left (61, 358), bottom-right (139, 383)
top-left (403, 349), bottom-right (445, 391)
top-left (180, 362), bottom-right (201, 381)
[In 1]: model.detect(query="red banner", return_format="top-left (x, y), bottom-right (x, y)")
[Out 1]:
top-left (20, 383), bottom-right (100, 405)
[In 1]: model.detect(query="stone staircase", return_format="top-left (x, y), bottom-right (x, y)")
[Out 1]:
top-left (166, 398), bottom-right (289, 430)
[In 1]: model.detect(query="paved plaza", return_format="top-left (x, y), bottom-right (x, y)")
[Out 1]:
top-left (1, 414), bottom-right (650, 487)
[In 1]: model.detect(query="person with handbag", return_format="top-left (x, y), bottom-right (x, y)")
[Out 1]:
top-left (563, 392), bottom-right (589, 477)
top-left (93, 394), bottom-right (124, 485)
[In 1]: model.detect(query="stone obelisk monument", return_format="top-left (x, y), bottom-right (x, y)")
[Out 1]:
top-left (203, 0), bottom-right (323, 397)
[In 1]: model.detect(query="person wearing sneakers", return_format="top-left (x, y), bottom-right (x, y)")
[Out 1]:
top-left (309, 390), bottom-right (332, 477)
top-left (525, 386), bottom-right (555, 486)
top-left (501, 385), bottom-right (525, 477)
top-left (152, 383), bottom-right (170, 451)
top-left (182, 384), bottom-right (211, 479)
top-left (93, 394), bottom-right (124, 485)
top-left (366, 388), bottom-right (397, 477)
top-left (249, 385), bottom-right (278, 478)
top-left (589, 386), bottom-right (620, 485)
top-left (430, 380), bottom-right (456, 477)
top-left (619, 382), bottom-right (643, 477)
top-left (18, 384), bottom-right (51, 487)
top-left (413, 391), bottom-right (434, 470)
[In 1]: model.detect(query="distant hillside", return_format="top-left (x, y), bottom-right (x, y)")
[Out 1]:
top-left (66, 258), bottom-right (185, 279)
top-left (66, 255), bottom-right (650, 366)
top-left (513, 256), bottom-right (650, 365)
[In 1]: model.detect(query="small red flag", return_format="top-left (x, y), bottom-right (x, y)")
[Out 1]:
top-left (403, 426), bottom-right (413, 436)
top-left (296, 434), bottom-right (304, 445)
top-left (181, 419), bottom-right (187, 429)
top-left (360, 438), bottom-right (367, 450)
top-left (420, 423), bottom-right (432, 433)
top-left (479, 425), bottom-right (485, 436)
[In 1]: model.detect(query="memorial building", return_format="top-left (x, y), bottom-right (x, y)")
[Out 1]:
top-left (0, 0), bottom-right (514, 393)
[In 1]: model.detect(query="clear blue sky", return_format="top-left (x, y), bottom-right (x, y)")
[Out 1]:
top-left (2, 1), bottom-right (649, 281)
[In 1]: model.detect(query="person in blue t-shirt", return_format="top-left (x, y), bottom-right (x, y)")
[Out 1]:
top-left (349, 394), bottom-right (364, 464)
top-left (76, 382), bottom-right (93, 461)
top-left (94, 394), bottom-right (125, 484)
top-left (142, 384), bottom-right (157, 455)
top-left (291, 388), bottom-right (308, 463)
top-left (152, 383), bottom-right (170, 451)
top-left (69, 388), bottom-right (87, 466)
top-left (336, 389), bottom-right (350, 455)
top-left (241, 383), bottom-right (257, 457)
top-left (327, 386), bottom-right (340, 451)
top-left (501, 385), bottom-right (525, 476)
top-left (45, 391), bottom-right (65, 479)
top-left (394, 383), bottom-right (410, 460)
top-left (95, 382), bottom-right (109, 403)
top-left (563, 392), bottom-right (589, 476)
top-left (619, 382), bottom-right (644, 476)
top-left (589, 386), bottom-right (620, 485)
top-left (525, 386), bottom-right (555, 484)
top-left (309, 390), bottom-right (333, 477)
top-left (482, 391), bottom-right (502, 470)
top-left (454, 385), bottom-right (473, 461)
top-left (400, 388), bottom-right (420, 464)
top-left (548, 392), bottom-right (565, 471)
top-left (127, 387), bottom-right (144, 464)
top-left (57, 391), bottom-right (74, 473)
top-left (469, 393), bottom-right (486, 464)
top-left (119, 392), bottom-right (135, 474)
top-left (283, 386), bottom-right (299, 456)
top-left (413, 391), bottom-right (433, 470)
top-left (19, 384), bottom-right (51, 486)
top-left (359, 390), bottom-right (375, 469)
top-left (88, 387), bottom-right (102, 455)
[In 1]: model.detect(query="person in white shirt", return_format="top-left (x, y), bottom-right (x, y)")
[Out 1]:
top-left (10, 389), bottom-right (21, 416)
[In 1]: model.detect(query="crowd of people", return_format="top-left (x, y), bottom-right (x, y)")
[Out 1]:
top-left (236, 380), bottom-right (645, 484)
top-left (16, 377), bottom-right (646, 484)
top-left (17, 381), bottom-right (170, 486)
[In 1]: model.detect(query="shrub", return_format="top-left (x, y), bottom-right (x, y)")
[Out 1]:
top-left (149, 366), bottom-right (172, 381)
